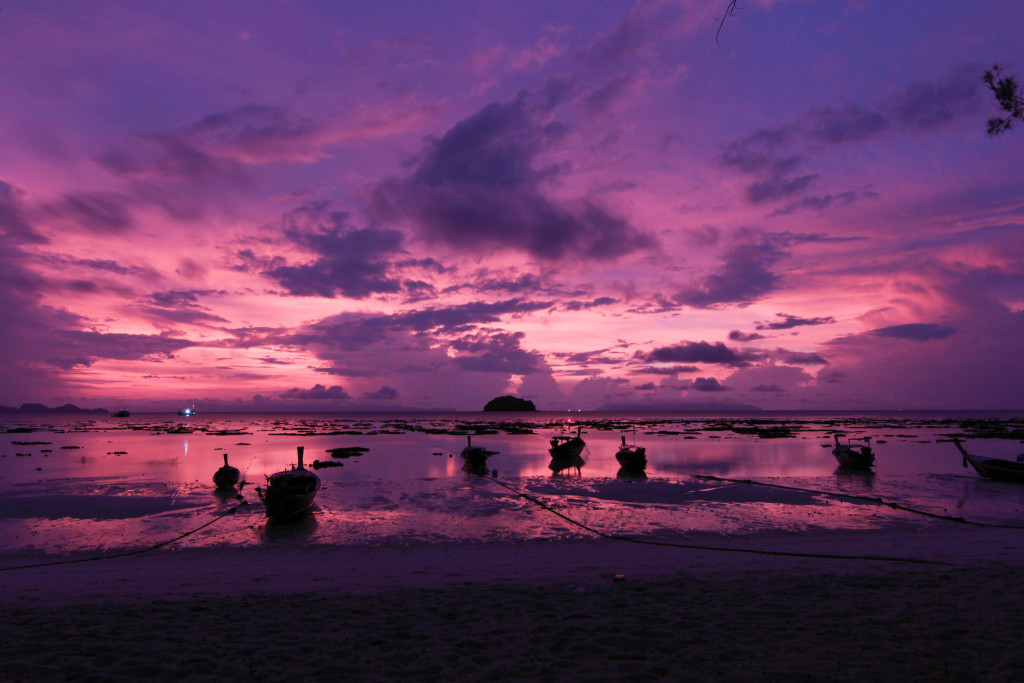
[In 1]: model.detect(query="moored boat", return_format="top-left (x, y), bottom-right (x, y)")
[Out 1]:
top-left (212, 453), bottom-right (240, 491)
top-left (113, 408), bottom-right (130, 417)
top-left (460, 435), bottom-right (497, 475)
top-left (831, 434), bottom-right (874, 469)
top-left (177, 405), bottom-right (197, 416)
top-left (549, 426), bottom-right (586, 473)
top-left (615, 435), bottom-right (647, 471)
top-left (952, 438), bottom-right (1024, 482)
top-left (256, 446), bottom-right (322, 520)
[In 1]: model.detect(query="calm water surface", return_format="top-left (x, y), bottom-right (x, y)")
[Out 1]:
top-left (2, 411), bottom-right (1023, 558)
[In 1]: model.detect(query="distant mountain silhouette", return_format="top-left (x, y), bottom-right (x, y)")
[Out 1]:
top-left (0, 403), bottom-right (109, 415)
top-left (597, 400), bottom-right (762, 413)
top-left (483, 395), bottom-right (537, 412)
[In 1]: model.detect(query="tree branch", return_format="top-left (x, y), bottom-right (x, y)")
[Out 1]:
top-left (716, 0), bottom-right (739, 47)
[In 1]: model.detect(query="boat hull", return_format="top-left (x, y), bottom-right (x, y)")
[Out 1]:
top-left (615, 446), bottom-right (647, 470)
top-left (964, 454), bottom-right (1024, 482)
top-left (832, 448), bottom-right (874, 469)
top-left (213, 466), bottom-right (240, 490)
top-left (258, 470), bottom-right (321, 519)
top-left (548, 437), bottom-right (585, 460)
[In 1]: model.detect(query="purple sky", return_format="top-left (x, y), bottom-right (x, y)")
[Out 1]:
top-left (1, 0), bottom-right (1022, 412)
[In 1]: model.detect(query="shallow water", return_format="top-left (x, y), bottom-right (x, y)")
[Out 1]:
top-left (2, 412), bottom-right (1023, 558)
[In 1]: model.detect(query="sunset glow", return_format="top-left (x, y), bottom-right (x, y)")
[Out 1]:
top-left (1, 1), bottom-right (1022, 412)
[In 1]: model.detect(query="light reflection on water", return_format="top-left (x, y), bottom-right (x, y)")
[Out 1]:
top-left (1, 412), bottom-right (1022, 558)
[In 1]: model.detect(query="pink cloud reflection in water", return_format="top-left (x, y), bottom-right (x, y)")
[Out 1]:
top-left (2, 414), bottom-right (1023, 558)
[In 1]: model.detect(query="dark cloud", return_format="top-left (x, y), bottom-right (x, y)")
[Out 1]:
top-left (643, 364), bottom-right (699, 375)
top-left (0, 180), bottom-right (47, 245)
top-left (691, 377), bottom-right (727, 392)
top-left (870, 323), bottom-right (957, 341)
top-left (263, 202), bottom-right (406, 299)
top-left (578, 1), bottom-right (680, 69)
top-left (881, 67), bottom-right (981, 129)
top-left (583, 74), bottom-right (636, 115)
top-left (718, 129), bottom-right (818, 204)
top-left (140, 289), bottom-right (229, 325)
top-left (45, 192), bottom-right (133, 234)
top-left (645, 341), bottom-right (754, 367)
top-left (802, 105), bottom-right (889, 144)
top-left (137, 307), bottom-right (228, 325)
top-left (96, 133), bottom-right (244, 185)
top-left (729, 330), bottom-right (765, 342)
top-left (47, 330), bottom-right (195, 370)
top-left (472, 272), bottom-right (545, 295)
top-left (768, 190), bottom-right (879, 218)
top-left (149, 290), bottom-right (219, 308)
top-left (673, 234), bottom-right (790, 308)
top-left (372, 92), bottom-right (654, 261)
top-left (46, 256), bottom-right (157, 279)
top-left (721, 69), bottom-right (981, 210)
top-left (181, 104), bottom-right (323, 162)
top-left (752, 384), bottom-right (784, 393)
top-left (756, 313), bottom-right (836, 331)
top-left (271, 298), bottom-right (553, 354)
top-left (449, 330), bottom-right (543, 374)
top-left (562, 297), bottom-right (618, 311)
top-left (364, 385), bottom-right (399, 400)
top-left (97, 104), bottom-right (322, 186)
top-left (746, 173), bottom-right (819, 204)
top-left (774, 349), bottom-right (829, 365)
top-left (280, 383), bottom-right (351, 400)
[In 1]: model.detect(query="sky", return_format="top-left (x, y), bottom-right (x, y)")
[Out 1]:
top-left (1, 0), bottom-right (1022, 413)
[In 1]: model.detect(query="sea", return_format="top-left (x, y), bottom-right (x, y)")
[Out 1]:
top-left (2, 411), bottom-right (1023, 561)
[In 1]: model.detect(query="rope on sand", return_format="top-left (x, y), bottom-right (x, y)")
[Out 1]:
top-left (0, 506), bottom-right (241, 573)
top-left (693, 474), bottom-right (1024, 530)
top-left (485, 475), bottom-right (950, 567)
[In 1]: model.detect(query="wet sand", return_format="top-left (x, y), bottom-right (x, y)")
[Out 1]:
top-left (4, 526), bottom-right (1024, 681)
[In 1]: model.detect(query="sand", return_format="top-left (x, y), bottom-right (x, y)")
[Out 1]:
top-left (4, 525), bottom-right (1024, 681)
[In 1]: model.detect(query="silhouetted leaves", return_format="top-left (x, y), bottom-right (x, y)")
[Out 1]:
top-left (983, 65), bottom-right (1024, 136)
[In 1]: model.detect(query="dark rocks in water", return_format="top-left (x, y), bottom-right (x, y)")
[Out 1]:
top-left (327, 446), bottom-right (370, 458)
top-left (483, 395), bottom-right (536, 412)
top-left (311, 460), bottom-right (345, 469)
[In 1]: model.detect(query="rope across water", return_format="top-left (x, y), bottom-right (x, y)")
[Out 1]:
top-left (485, 474), bottom-right (960, 566)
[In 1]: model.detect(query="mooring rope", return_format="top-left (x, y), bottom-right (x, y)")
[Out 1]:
top-left (0, 505), bottom-right (241, 572)
top-left (693, 474), bottom-right (1024, 530)
top-left (485, 475), bottom-right (951, 566)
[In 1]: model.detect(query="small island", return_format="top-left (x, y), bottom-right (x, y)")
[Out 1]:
top-left (483, 395), bottom-right (537, 412)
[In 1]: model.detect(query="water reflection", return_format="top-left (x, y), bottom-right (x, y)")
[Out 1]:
top-left (5, 412), bottom-right (1024, 556)
top-left (548, 453), bottom-right (585, 475)
top-left (257, 510), bottom-right (319, 541)
top-left (616, 467), bottom-right (647, 481)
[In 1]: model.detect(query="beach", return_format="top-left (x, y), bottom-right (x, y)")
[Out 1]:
top-left (5, 524), bottom-right (1024, 681)
top-left (4, 412), bottom-right (1024, 680)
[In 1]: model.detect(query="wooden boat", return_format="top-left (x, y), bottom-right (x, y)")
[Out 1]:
top-left (615, 435), bottom-right (647, 470)
top-left (461, 435), bottom-right (497, 465)
top-left (549, 426), bottom-right (586, 473)
top-left (460, 436), bottom-right (496, 475)
top-left (952, 438), bottom-right (1024, 482)
top-left (831, 434), bottom-right (874, 469)
top-left (212, 453), bottom-right (240, 491)
top-left (256, 446), bottom-right (322, 520)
